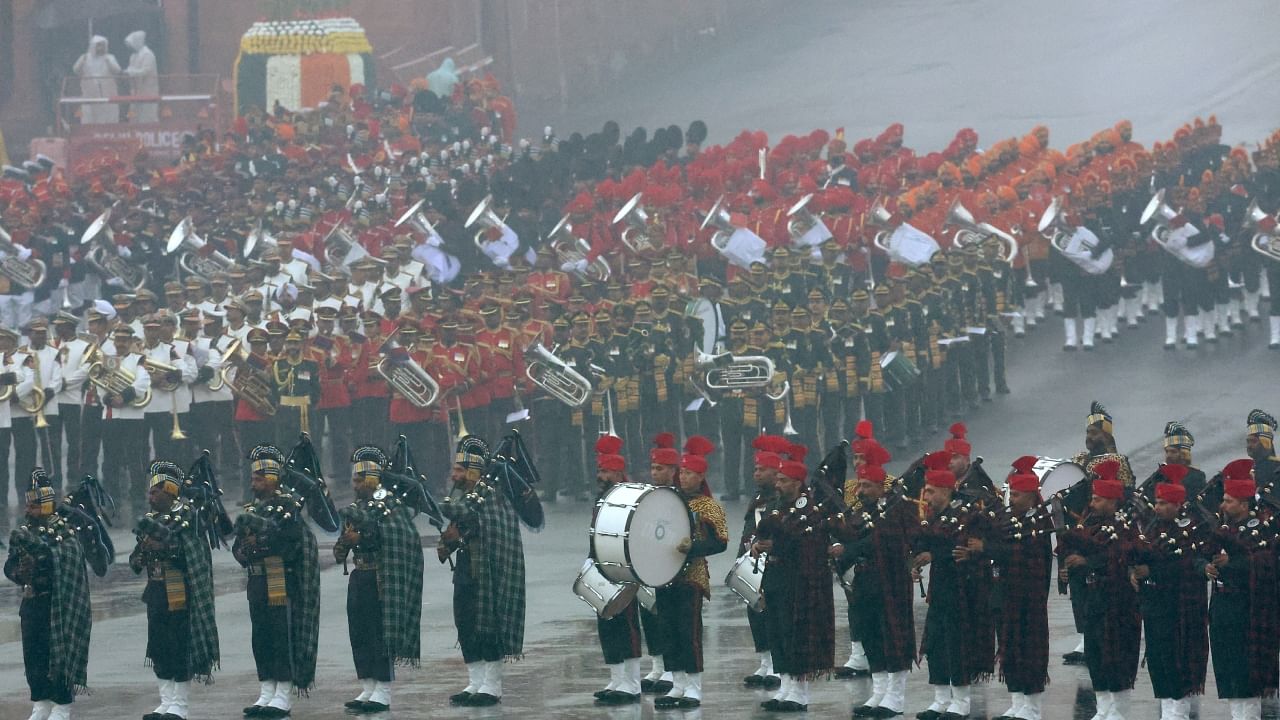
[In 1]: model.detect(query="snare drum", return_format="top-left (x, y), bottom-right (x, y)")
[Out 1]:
top-left (591, 483), bottom-right (693, 587)
top-left (879, 351), bottom-right (921, 391)
top-left (725, 553), bottom-right (767, 612)
top-left (572, 559), bottom-right (639, 619)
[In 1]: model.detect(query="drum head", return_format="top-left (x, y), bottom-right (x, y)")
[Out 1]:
top-left (626, 486), bottom-right (692, 586)
top-left (1034, 457), bottom-right (1086, 498)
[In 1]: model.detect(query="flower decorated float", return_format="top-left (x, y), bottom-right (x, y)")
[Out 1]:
top-left (233, 16), bottom-right (374, 115)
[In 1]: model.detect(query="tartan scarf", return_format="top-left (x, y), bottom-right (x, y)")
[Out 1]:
top-left (916, 506), bottom-right (995, 684)
top-left (9, 517), bottom-right (92, 696)
top-left (376, 500), bottom-right (424, 666)
top-left (990, 507), bottom-right (1053, 694)
top-left (1215, 520), bottom-right (1280, 696)
top-left (173, 511), bottom-right (220, 683)
top-left (1140, 516), bottom-right (1207, 698)
top-left (443, 481), bottom-right (526, 660)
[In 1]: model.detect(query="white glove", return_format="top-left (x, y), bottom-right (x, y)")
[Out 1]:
top-left (16, 245), bottom-right (32, 262)
top-left (117, 245), bottom-right (132, 259)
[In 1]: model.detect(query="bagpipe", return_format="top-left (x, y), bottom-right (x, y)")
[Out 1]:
top-left (383, 434), bottom-right (447, 531)
top-left (184, 450), bottom-right (235, 550)
top-left (282, 432), bottom-right (341, 533)
top-left (61, 475), bottom-right (116, 577)
top-left (483, 429), bottom-right (545, 531)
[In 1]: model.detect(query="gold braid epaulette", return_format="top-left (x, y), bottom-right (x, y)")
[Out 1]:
top-left (844, 473), bottom-right (898, 512)
top-left (688, 495), bottom-right (729, 542)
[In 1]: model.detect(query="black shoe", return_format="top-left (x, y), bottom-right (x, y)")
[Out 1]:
top-left (762, 675), bottom-right (782, 688)
top-left (745, 674), bottom-right (766, 687)
top-left (596, 691), bottom-right (639, 705)
top-left (651, 680), bottom-right (674, 694)
top-left (780, 700), bottom-right (808, 712)
top-left (243, 705), bottom-right (267, 717)
top-left (640, 678), bottom-right (657, 693)
top-left (160, 714), bottom-right (187, 720)
top-left (853, 706), bottom-right (880, 717)
top-left (463, 693), bottom-right (500, 707)
top-left (1062, 650), bottom-right (1085, 665)
top-left (873, 709), bottom-right (903, 718)
top-left (996, 385), bottom-right (1011, 394)
top-left (916, 711), bottom-right (941, 720)
top-left (448, 691), bottom-right (473, 706)
top-left (654, 695), bottom-right (682, 709)
top-left (144, 713), bottom-right (165, 720)
top-left (361, 701), bottom-right (390, 712)
top-left (762, 699), bottom-right (784, 710)
top-left (675, 697), bottom-right (701, 708)
top-left (593, 689), bottom-right (612, 699)
top-left (834, 667), bottom-right (856, 679)
top-left (256, 708), bottom-right (290, 719)
top-left (939, 713), bottom-right (967, 720)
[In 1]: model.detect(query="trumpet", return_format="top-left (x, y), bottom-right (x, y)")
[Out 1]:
top-left (548, 213), bottom-right (610, 281)
top-left (943, 199), bottom-right (1018, 264)
top-left (80, 206), bottom-right (148, 292)
top-left (525, 342), bottom-right (592, 407)
top-left (0, 221), bottom-right (48, 289)
top-left (612, 192), bottom-right (663, 255)
top-left (86, 347), bottom-right (152, 408)
top-left (376, 332), bottom-right (440, 408)
top-left (166, 216), bottom-right (235, 278)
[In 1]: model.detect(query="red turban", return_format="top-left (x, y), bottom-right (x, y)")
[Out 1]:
top-left (1223, 459), bottom-right (1256, 499)
top-left (754, 452), bottom-right (783, 470)
top-left (1008, 455), bottom-right (1040, 494)
top-left (597, 454), bottom-right (626, 472)
top-left (780, 461), bottom-right (807, 482)
top-left (680, 454), bottom-right (708, 474)
top-left (944, 423), bottom-right (970, 457)
top-left (1155, 482), bottom-right (1186, 505)
top-left (924, 450), bottom-right (955, 489)
top-left (1092, 459), bottom-right (1124, 500)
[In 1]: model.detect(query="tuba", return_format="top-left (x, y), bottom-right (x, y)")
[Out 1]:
top-left (786, 193), bottom-right (833, 247)
top-left (1140, 189), bottom-right (1212, 269)
top-left (218, 345), bottom-right (277, 417)
top-left (321, 221), bottom-right (368, 274)
top-left (943, 199), bottom-right (1018, 263)
top-left (612, 192), bottom-right (663, 255)
top-left (85, 346), bottom-right (152, 408)
top-left (0, 221), bottom-right (48, 289)
top-left (465, 194), bottom-right (511, 252)
top-left (870, 197), bottom-right (940, 267)
top-left (525, 342), bottom-right (592, 407)
top-left (394, 197), bottom-right (439, 238)
top-left (1242, 199), bottom-right (1280, 264)
top-left (376, 332), bottom-right (440, 408)
top-left (166, 216), bottom-right (235, 278)
top-left (703, 194), bottom-right (767, 268)
top-left (548, 213), bottom-right (610, 281)
top-left (81, 206), bottom-right (148, 292)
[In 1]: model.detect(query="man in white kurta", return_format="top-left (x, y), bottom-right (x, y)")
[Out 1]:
top-left (124, 31), bottom-right (160, 123)
top-left (72, 36), bottom-right (121, 124)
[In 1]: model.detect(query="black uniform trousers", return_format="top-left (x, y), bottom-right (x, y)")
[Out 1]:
top-left (0, 428), bottom-right (11, 507)
top-left (598, 601), bottom-right (642, 665)
top-left (78, 405), bottom-right (104, 482)
top-left (348, 568), bottom-right (393, 681)
top-left (719, 397), bottom-right (747, 498)
top-left (655, 582), bottom-right (703, 673)
top-left (453, 552), bottom-right (501, 663)
top-left (102, 418), bottom-right (147, 516)
top-left (10, 417), bottom-right (40, 491)
top-left (640, 605), bottom-right (667, 657)
top-left (145, 412), bottom-right (188, 464)
top-left (351, 397), bottom-right (389, 451)
top-left (56, 404), bottom-right (83, 486)
top-left (21, 594), bottom-right (74, 704)
top-left (247, 573), bottom-right (293, 682)
top-left (144, 580), bottom-right (192, 681)
top-left (1209, 586), bottom-right (1252, 698)
top-left (189, 401), bottom-right (236, 479)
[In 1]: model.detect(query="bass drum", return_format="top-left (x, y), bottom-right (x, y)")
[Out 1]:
top-left (1002, 457), bottom-right (1086, 504)
top-left (572, 559), bottom-right (638, 619)
top-left (591, 483), bottom-right (693, 587)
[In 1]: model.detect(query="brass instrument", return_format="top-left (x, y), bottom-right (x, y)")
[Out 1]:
top-left (1140, 189), bottom-right (1213, 269)
top-left (703, 194), bottom-right (768, 268)
top-left (217, 345), bottom-right (277, 417)
top-left (242, 219), bottom-right (276, 259)
top-left (612, 192), bottom-right (663, 255)
top-left (943, 199), bottom-right (1018, 263)
top-left (80, 206), bottom-right (148, 292)
top-left (86, 346), bottom-right (152, 408)
top-left (1040, 196), bottom-right (1114, 275)
top-left (449, 398), bottom-right (470, 444)
top-left (1242, 199), bottom-right (1280, 264)
top-left (321, 221), bottom-right (368, 273)
top-left (144, 355), bottom-right (183, 393)
top-left (465, 194), bottom-right (514, 253)
top-left (26, 351), bottom-right (49, 429)
top-left (166, 216), bottom-right (235, 277)
top-left (376, 332), bottom-right (440, 408)
top-left (786, 193), bottom-right (832, 247)
top-left (696, 350), bottom-right (783, 395)
top-left (525, 342), bottom-right (592, 407)
top-left (394, 197), bottom-right (439, 238)
top-left (548, 213), bottom-right (610, 281)
top-left (598, 388), bottom-right (617, 437)
top-left (867, 197), bottom-right (896, 253)
top-left (207, 338), bottom-right (238, 392)
top-left (0, 221), bottom-right (48, 289)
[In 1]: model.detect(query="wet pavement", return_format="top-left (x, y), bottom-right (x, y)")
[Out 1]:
top-left (2, 314), bottom-right (1275, 719)
top-left (5, 0), bottom-right (1280, 716)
